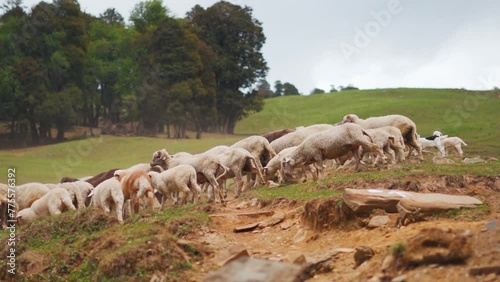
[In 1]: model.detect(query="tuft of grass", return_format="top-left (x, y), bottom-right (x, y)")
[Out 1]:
top-left (390, 242), bottom-right (407, 257)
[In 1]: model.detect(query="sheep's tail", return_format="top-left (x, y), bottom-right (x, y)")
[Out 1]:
top-left (215, 163), bottom-right (228, 181)
top-left (460, 138), bottom-right (468, 146)
top-left (362, 130), bottom-right (375, 143)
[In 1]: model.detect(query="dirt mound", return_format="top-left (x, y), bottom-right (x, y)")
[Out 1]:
top-left (302, 197), bottom-right (356, 231)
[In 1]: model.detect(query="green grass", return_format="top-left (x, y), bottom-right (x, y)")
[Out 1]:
top-left (236, 88), bottom-right (500, 156)
top-left (0, 135), bottom-right (242, 183)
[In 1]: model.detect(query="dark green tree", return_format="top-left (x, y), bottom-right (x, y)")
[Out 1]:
top-left (187, 1), bottom-right (268, 134)
top-left (310, 88), bottom-right (325, 95)
top-left (257, 79), bottom-right (275, 98)
top-left (283, 82), bottom-right (300, 95)
top-left (274, 80), bottom-right (284, 96)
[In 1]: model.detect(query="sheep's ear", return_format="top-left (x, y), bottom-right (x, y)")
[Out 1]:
top-left (16, 214), bottom-right (22, 219)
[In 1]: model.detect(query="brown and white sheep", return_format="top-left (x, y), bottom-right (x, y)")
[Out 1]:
top-left (114, 170), bottom-right (155, 213)
top-left (341, 114), bottom-right (423, 160)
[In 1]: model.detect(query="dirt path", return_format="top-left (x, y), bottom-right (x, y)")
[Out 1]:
top-left (185, 174), bottom-right (499, 282)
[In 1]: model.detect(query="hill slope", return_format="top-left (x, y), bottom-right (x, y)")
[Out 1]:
top-left (235, 88), bottom-right (500, 156)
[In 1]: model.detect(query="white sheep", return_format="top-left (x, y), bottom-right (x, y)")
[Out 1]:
top-left (16, 188), bottom-right (76, 225)
top-left (89, 178), bottom-right (125, 223)
top-left (377, 126), bottom-right (406, 162)
top-left (148, 165), bottom-right (202, 208)
top-left (202, 145), bottom-right (229, 155)
top-left (433, 131), bottom-right (468, 156)
top-left (263, 146), bottom-right (316, 183)
top-left (16, 183), bottom-right (50, 210)
top-left (342, 114), bottom-right (423, 160)
top-left (282, 123), bottom-right (386, 178)
top-left (150, 149), bottom-right (228, 203)
top-left (216, 148), bottom-right (265, 198)
top-left (230, 135), bottom-right (276, 186)
top-left (57, 181), bottom-right (94, 208)
top-left (364, 128), bottom-right (396, 165)
top-left (416, 134), bottom-right (447, 156)
top-left (270, 124), bottom-right (334, 153)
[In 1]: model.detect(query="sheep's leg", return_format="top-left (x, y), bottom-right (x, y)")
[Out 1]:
top-left (352, 148), bottom-right (362, 172)
top-left (456, 145), bottom-right (463, 156)
top-left (76, 193), bottom-right (86, 210)
top-left (189, 182), bottom-right (202, 204)
top-left (234, 173), bottom-right (243, 198)
top-left (207, 174), bottom-right (224, 204)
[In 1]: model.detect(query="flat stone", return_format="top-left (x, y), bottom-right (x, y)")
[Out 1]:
top-left (469, 265), bottom-right (500, 276)
top-left (215, 244), bottom-right (251, 267)
top-left (259, 211), bottom-right (285, 228)
top-left (204, 256), bottom-right (307, 282)
top-left (367, 215), bottom-right (390, 228)
top-left (280, 221), bottom-right (294, 230)
top-left (234, 222), bottom-right (259, 233)
top-left (462, 157), bottom-right (485, 164)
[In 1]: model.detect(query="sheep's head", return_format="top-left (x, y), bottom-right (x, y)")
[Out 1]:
top-left (113, 170), bottom-right (127, 182)
top-left (342, 114), bottom-right (359, 124)
top-left (433, 131), bottom-right (443, 137)
top-left (150, 149), bottom-right (170, 168)
top-left (281, 157), bottom-right (296, 177)
top-left (16, 208), bottom-right (37, 225)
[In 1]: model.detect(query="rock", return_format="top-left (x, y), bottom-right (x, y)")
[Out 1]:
top-left (462, 157), bottom-right (485, 164)
top-left (483, 273), bottom-right (498, 282)
top-left (204, 256), bottom-right (308, 282)
top-left (342, 188), bottom-right (411, 214)
top-left (280, 221), bottom-right (294, 230)
top-left (293, 229), bottom-right (307, 243)
top-left (267, 180), bottom-right (280, 187)
top-left (401, 228), bottom-right (472, 267)
top-left (391, 274), bottom-right (407, 282)
top-left (469, 265), bottom-right (500, 276)
top-left (367, 215), bottom-right (390, 228)
top-left (380, 255), bottom-right (396, 272)
top-left (233, 222), bottom-right (259, 233)
top-left (215, 245), bottom-right (251, 267)
top-left (292, 254), bottom-right (309, 265)
top-left (259, 211), bottom-right (285, 228)
top-left (432, 156), bottom-right (455, 164)
top-left (249, 198), bottom-right (260, 207)
top-left (235, 201), bottom-right (250, 210)
top-left (354, 246), bottom-right (375, 267)
top-left (487, 157), bottom-right (498, 162)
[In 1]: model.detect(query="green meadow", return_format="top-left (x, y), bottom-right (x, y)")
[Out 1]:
top-left (1, 88), bottom-right (499, 184)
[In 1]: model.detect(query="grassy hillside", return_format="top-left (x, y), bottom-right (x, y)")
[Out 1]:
top-left (236, 88), bottom-right (500, 156)
top-left (0, 135), bottom-right (242, 184)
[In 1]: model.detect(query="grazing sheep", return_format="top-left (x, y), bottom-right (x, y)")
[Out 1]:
top-left (173, 152), bottom-right (193, 158)
top-left (16, 183), bottom-right (50, 210)
top-left (202, 145), bottom-right (229, 155)
top-left (270, 124), bottom-right (334, 153)
top-left (216, 148), bottom-right (265, 198)
top-left (261, 128), bottom-right (295, 143)
top-left (57, 181), bottom-right (94, 208)
top-left (114, 170), bottom-right (155, 213)
top-left (148, 165), bottom-right (202, 208)
top-left (433, 131), bottom-right (468, 156)
top-left (0, 184), bottom-right (13, 229)
top-left (89, 178), bottom-right (125, 223)
top-left (263, 146), bottom-right (307, 183)
top-left (282, 123), bottom-right (386, 178)
top-left (150, 149), bottom-right (228, 203)
top-left (341, 114), bottom-right (423, 160)
top-left (377, 126), bottom-right (406, 162)
top-left (364, 128), bottom-right (396, 165)
top-left (16, 188), bottom-right (76, 225)
top-left (230, 135), bottom-right (276, 187)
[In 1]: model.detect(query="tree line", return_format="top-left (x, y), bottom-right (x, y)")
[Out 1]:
top-left (0, 0), bottom-right (268, 144)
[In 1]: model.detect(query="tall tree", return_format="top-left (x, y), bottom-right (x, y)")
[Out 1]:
top-left (257, 79), bottom-right (275, 98)
top-left (310, 88), bottom-right (325, 95)
top-left (274, 80), bottom-right (284, 96)
top-left (187, 1), bottom-right (268, 134)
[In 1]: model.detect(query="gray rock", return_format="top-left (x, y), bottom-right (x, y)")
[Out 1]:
top-left (462, 157), bottom-right (485, 164)
top-left (368, 215), bottom-right (390, 228)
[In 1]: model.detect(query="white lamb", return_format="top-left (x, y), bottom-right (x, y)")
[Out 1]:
top-left (377, 126), bottom-right (406, 162)
top-left (16, 188), bottom-right (76, 225)
top-left (89, 178), bottom-right (125, 223)
top-left (148, 165), bottom-right (202, 208)
top-left (216, 148), bottom-right (265, 198)
top-left (282, 123), bottom-right (386, 179)
top-left (263, 146), bottom-right (317, 183)
top-left (433, 131), bottom-right (468, 156)
top-left (416, 134), bottom-right (447, 156)
top-left (364, 128), bottom-right (396, 165)
top-left (342, 114), bottom-right (423, 160)
top-left (229, 136), bottom-right (276, 183)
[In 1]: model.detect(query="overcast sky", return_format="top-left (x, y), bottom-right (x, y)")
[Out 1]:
top-left (21, 0), bottom-right (500, 93)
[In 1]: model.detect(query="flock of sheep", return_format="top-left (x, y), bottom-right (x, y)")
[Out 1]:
top-left (0, 113), bottom-right (468, 227)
